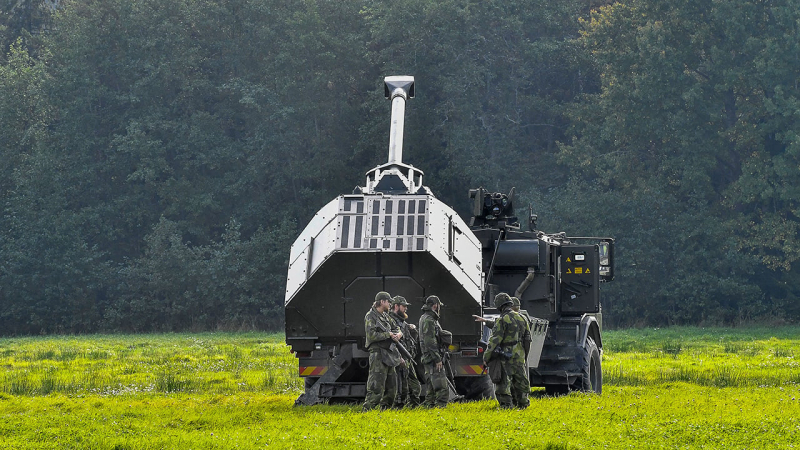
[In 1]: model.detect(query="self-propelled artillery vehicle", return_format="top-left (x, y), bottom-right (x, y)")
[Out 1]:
top-left (285, 76), bottom-right (615, 405)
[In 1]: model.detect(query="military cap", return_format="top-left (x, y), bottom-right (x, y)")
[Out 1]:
top-left (511, 296), bottom-right (520, 307)
top-left (493, 292), bottom-right (513, 309)
top-left (375, 291), bottom-right (392, 302)
top-left (391, 295), bottom-right (410, 306)
top-left (424, 295), bottom-right (444, 307)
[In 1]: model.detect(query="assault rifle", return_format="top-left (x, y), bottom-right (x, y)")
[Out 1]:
top-left (439, 331), bottom-right (464, 401)
top-left (374, 317), bottom-right (416, 366)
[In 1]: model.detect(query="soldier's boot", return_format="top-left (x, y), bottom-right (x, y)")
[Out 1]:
top-left (496, 393), bottom-right (513, 409)
top-left (407, 380), bottom-right (422, 408)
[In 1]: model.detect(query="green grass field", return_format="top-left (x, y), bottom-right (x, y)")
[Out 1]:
top-left (1, 328), bottom-right (799, 449)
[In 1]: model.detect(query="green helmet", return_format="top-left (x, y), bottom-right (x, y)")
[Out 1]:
top-left (494, 293), bottom-right (513, 309)
top-left (375, 291), bottom-right (392, 302)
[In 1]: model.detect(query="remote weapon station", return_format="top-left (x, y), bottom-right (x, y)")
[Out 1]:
top-left (285, 76), bottom-right (615, 405)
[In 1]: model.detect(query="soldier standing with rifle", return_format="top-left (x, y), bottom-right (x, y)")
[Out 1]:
top-left (388, 296), bottom-right (422, 408)
top-left (363, 291), bottom-right (403, 411)
top-left (419, 295), bottom-right (450, 408)
top-left (474, 297), bottom-right (533, 361)
top-left (483, 292), bottom-right (532, 409)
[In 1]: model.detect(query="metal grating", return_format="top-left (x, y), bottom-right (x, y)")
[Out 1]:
top-left (337, 196), bottom-right (429, 251)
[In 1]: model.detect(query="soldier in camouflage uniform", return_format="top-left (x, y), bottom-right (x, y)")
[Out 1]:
top-left (483, 292), bottom-right (532, 409)
top-left (474, 296), bottom-right (533, 360)
top-left (418, 295), bottom-right (449, 408)
top-left (388, 295), bottom-right (422, 407)
top-left (511, 297), bottom-right (533, 361)
top-left (363, 291), bottom-right (403, 411)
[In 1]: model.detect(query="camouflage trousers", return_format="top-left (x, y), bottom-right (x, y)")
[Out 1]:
top-left (363, 351), bottom-right (397, 411)
top-left (493, 359), bottom-right (529, 409)
top-left (395, 363), bottom-right (422, 407)
top-left (422, 363), bottom-right (449, 408)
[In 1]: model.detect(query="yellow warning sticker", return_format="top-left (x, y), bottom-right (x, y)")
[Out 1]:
top-left (585, 268), bottom-right (591, 274)
top-left (566, 268), bottom-right (572, 274)
top-left (575, 267), bottom-right (583, 274)
top-left (566, 257), bottom-right (572, 263)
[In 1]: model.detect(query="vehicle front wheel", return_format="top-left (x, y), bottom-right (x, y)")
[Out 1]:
top-left (579, 337), bottom-right (602, 394)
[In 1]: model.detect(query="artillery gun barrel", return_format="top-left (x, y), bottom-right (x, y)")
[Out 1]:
top-left (384, 76), bottom-right (415, 165)
top-left (388, 95), bottom-right (406, 164)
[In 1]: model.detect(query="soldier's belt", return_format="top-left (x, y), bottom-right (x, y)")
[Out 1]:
top-left (368, 341), bottom-right (393, 351)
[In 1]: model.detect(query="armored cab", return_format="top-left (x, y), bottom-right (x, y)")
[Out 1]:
top-left (285, 77), bottom-right (490, 405)
top-left (468, 188), bottom-right (614, 394)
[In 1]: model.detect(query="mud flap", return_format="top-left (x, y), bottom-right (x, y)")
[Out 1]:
top-left (295, 345), bottom-right (355, 406)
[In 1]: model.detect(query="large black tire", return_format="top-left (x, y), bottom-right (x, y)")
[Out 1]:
top-left (578, 337), bottom-right (602, 394)
top-left (456, 374), bottom-right (495, 400)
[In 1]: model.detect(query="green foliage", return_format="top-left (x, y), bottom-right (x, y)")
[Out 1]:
top-left (2, 0), bottom-right (366, 332)
top-left (0, 0), bottom-right (54, 60)
top-left (362, 0), bottom-right (593, 205)
top-left (107, 218), bottom-right (295, 331)
top-left (559, 0), bottom-right (800, 325)
top-left (1, 0), bottom-right (799, 332)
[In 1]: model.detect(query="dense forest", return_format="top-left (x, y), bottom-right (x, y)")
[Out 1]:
top-left (1, 0), bottom-right (798, 334)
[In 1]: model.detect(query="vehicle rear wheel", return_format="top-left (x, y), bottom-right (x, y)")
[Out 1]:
top-left (579, 337), bottom-right (602, 394)
top-left (456, 374), bottom-right (495, 400)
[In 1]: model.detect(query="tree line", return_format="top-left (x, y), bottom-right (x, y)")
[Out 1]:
top-left (1, 0), bottom-right (798, 334)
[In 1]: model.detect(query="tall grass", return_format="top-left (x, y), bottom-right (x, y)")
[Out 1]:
top-left (602, 326), bottom-right (800, 388)
top-left (0, 333), bottom-right (301, 397)
top-left (1, 329), bottom-right (799, 449)
top-left (3, 328), bottom-right (799, 397)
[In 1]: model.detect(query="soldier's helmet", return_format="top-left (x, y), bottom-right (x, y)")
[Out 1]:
top-left (423, 295), bottom-right (444, 308)
top-left (494, 292), bottom-right (513, 309)
top-left (391, 295), bottom-right (410, 306)
top-left (375, 291), bottom-right (392, 302)
top-left (511, 297), bottom-right (520, 307)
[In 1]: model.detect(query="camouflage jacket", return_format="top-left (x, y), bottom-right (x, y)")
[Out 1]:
top-left (364, 306), bottom-right (399, 349)
top-left (418, 310), bottom-right (445, 365)
top-left (364, 306), bottom-right (402, 366)
top-left (484, 309), bottom-right (531, 364)
top-left (484, 310), bottom-right (533, 330)
top-left (388, 311), bottom-right (418, 359)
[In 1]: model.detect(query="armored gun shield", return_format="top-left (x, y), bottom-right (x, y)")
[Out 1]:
top-left (285, 194), bottom-right (482, 352)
